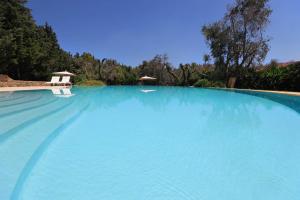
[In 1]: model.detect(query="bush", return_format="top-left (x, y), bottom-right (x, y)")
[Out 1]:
top-left (234, 62), bottom-right (300, 91)
top-left (193, 79), bottom-right (211, 87)
top-left (193, 79), bottom-right (226, 88)
top-left (235, 68), bottom-right (260, 89)
top-left (211, 81), bottom-right (226, 88)
top-left (76, 80), bottom-right (106, 86)
top-left (73, 74), bottom-right (87, 83)
top-left (286, 63), bottom-right (300, 91)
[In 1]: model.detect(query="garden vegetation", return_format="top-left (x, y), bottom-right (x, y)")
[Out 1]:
top-left (0, 0), bottom-right (299, 91)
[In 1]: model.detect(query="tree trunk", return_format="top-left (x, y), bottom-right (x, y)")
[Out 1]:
top-left (166, 66), bottom-right (180, 85)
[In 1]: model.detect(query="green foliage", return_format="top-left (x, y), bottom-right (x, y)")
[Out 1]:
top-left (212, 81), bottom-right (226, 88)
top-left (137, 54), bottom-right (172, 85)
top-left (259, 66), bottom-right (288, 90)
top-left (193, 79), bottom-right (226, 88)
top-left (76, 80), bottom-right (106, 86)
top-left (203, 54), bottom-right (211, 65)
top-left (285, 63), bottom-right (300, 91)
top-left (193, 79), bottom-right (211, 87)
top-left (0, 0), bottom-right (75, 80)
top-left (202, 0), bottom-right (272, 78)
top-left (235, 62), bottom-right (300, 91)
top-left (1, 0), bottom-right (299, 92)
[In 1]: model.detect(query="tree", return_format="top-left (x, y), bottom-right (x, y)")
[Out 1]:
top-left (0, 0), bottom-right (38, 79)
top-left (0, 0), bottom-right (75, 80)
top-left (137, 54), bottom-right (172, 85)
top-left (267, 59), bottom-right (278, 69)
top-left (97, 58), bottom-right (106, 80)
top-left (203, 54), bottom-right (211, 65)
top-left (202, 0), bottom-right (272, 80)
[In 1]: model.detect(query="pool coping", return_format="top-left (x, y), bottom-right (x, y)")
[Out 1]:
top-left (0, 86), bottom-right (70, 92)
top-left (210, 87), bottom-right (300, 97)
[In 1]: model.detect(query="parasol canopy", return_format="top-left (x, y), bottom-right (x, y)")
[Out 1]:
top-left (52, 71), bottom-right (76, 76)
top-left (139, 76), bottom-right (157, 81)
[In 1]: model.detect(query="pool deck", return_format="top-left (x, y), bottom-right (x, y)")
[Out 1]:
top-left (0, 86), bottom-right (69, 92)
top-left (213, 88), bottom-right (300, 97)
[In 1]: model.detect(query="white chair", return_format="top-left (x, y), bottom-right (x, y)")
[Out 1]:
top-left (46, 76), bottom-right (60, 86)
top-left (60, 76), bottom-right (71, 86)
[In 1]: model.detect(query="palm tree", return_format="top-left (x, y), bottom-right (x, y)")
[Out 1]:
top-left (98, 58), bottom-right (107, 80)
top-left (203, 54), bottom-right (211, 65)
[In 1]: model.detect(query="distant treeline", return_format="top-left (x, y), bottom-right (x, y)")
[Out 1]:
top-left (0, 0), bottom-right (299, 91)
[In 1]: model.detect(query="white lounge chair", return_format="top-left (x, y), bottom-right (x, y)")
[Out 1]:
top-left (60, 76), bottom-right (72, 86)
top-left (46, 76), bottom-right (60, 86)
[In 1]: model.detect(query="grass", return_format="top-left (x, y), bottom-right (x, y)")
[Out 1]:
top-left (75, 80), bottom-right (106, 86)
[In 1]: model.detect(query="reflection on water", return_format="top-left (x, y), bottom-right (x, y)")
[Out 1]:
top-left (230, 90), bottom-right (300, 114)
top-left (0, 91), bottom-right (14, 98)
top-left (140, 89), bottom-right (157, 93)
top-left (51, 88), bottom-right (75, 98)
top-left (75, 86), bottom-right (300, 138)
top-left (76, 86), bottom-right (300, 113)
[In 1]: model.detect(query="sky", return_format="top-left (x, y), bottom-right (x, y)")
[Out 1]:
top-left (27, 0), bottom-right (300, 67)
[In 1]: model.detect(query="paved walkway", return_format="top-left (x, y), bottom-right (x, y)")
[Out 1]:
top-left (0, 86), bottom-right (69, 92)
top-left (213, 87), bottom-right (300, 97)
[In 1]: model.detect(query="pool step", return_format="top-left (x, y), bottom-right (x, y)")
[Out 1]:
top-left (0, 94), bottom-right (55, 116)
top-left (0, 99), bottom-right (89, 200)
top-left (0, 94), bottom-right (43, 108)
top-left (0, 98), bottom-right (61, 134)
top-left (0, 94), bottom-right (25, 103)
top-left (0, 100), bottom-right (74, 144)
top-left (11, 103), bottom-right (90, 200)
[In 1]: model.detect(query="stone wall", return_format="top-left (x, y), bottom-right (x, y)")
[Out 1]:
top-left (0, 81), bottom-right (46, 87)
top-left (0, 74), bottom-right (46, 87)
top-left (0, 74), bottom-right (13, 82)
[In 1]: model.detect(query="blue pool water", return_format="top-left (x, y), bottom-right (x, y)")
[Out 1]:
top-left (0, 86), bottom-right (300, 200)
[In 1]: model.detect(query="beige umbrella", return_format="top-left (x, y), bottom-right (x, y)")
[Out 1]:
top-left (52, 71), bottom-right (76, 76)
top-left (139, 76), bottom-right (157, 81)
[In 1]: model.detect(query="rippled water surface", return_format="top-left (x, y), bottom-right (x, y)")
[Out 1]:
top-left (0, 86), bottom-right (300, 200)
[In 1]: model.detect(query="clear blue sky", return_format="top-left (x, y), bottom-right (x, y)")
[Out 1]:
top-left (27, 0), bottom-right (300, 66)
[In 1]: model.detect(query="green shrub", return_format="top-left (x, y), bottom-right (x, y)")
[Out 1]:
top-left (235, 68), bottom-right (262, 89)
top-left (73, 74), bottom-right (87, 83)
top-left (76, 80), bottom-right (106, 86)
top-left (193, 79), bottom-right (211, 87)
top-left (285, 63), bottom-right (300, 91)
top-left (211, 81), bottom-right (226, 88)
top-left (234, 62), bottom-right (300, 91)
top-left (193, 79), bottom-right (225, 88)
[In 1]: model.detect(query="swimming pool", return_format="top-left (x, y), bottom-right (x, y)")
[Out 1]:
top-left (1, 86), bottom-right (300, 200)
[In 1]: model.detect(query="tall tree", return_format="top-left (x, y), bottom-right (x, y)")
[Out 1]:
top-left (137, 54), bottom-right (172, 85)
top-left (0, 0), bottom-right (75, 80)
top-left (203, 54), bottom-right (211, 65)
top-left (0, 0), bottom-right (38, 79)
top-left (202, 0), bottom-right (272, 79)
